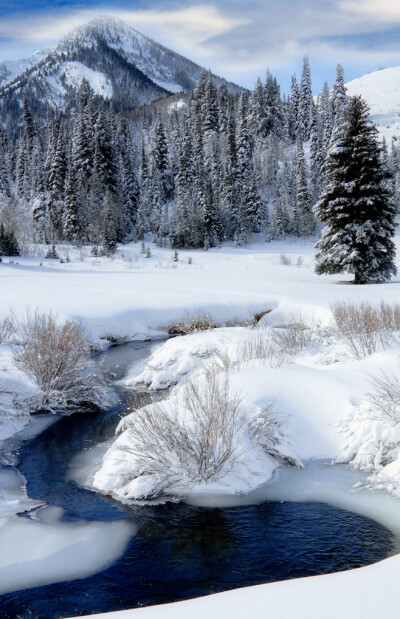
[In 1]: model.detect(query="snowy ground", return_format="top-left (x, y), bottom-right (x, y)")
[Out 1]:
top-left (2, 234), bottom-right (400, 616)
top-left (346, 65), bottom-right (400, 142)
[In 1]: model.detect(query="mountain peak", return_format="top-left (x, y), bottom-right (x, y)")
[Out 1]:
top-left (0, 15), bottom-right (244, 123)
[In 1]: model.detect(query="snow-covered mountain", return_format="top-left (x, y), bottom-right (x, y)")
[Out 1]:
top-left (0, 15), bottom-right (243, 120)
top-left (346, 66), bottom-right (400, 141)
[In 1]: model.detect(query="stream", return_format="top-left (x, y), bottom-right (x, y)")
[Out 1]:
top-left (0, 340), bottom-right (398, 619)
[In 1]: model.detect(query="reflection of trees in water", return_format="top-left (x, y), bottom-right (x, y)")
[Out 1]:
top-left (136, 505), bottom-right (238, 568)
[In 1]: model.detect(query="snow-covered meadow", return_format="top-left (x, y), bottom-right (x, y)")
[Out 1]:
top-left (2, 234), bottom-right (400, 616)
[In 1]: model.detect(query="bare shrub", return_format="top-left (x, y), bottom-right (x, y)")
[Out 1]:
top-left (12, 311), bottom-right (111, 412)
top-left (271, 320), bottom-right (312, 359)
top-left (331, 301), bottom-right (400, 359)
top-left (0, 315), bottom-right (14, 344)
top-left (279, 254), bottom-right (292, 266)
top-left (203, 347), bottom-right (235, 377)
top-left (367, 368), bottom-right (400, 424)
top-left (167, 311), bottom-right (219, 335)
top-left (237, 329), bottom-right (274, 366)
top-left (114, 373), bottom-right (245, 498)
top-left (296, 256), bottom-right (303, 267)
top-left (237, 318), bottom-right (311, 368)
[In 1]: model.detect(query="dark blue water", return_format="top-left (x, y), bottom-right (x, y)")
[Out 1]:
top-left (0, 342), bottom-right (396, 619)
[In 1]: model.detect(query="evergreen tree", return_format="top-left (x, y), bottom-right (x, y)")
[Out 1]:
top-left (152, 114), bottom-right (170, 202)
top-left (293, 139), bottom-right (315, 236)
top-left (289, 74), bottom-right (300, 141)
top-left (48, 131), bottom-right (67, 238)
top-left (310, 101), bottom-right (325, 202)
top-left (22, 96), bottom-right (35, 158)
top-left (101, 191), bottom-right (117, 256)
top-left (243, 176), bottom-right (264, 233)
top-left (0, 134), bottom-right (11, 197)
top-left (63, 166), bottom-right (81, 245)
top-left (264, 70), bottom-right (284, 139)
top-left (332, 64), bottom-right (347, 128)
top-left (298, 56), bottom-right (313, 141)
top-left (0, 222), bottom-right (20, 256)
top-left (315, 96), bottom-right (397, 284)
top-left (94, 108), bottom-right (117, 195)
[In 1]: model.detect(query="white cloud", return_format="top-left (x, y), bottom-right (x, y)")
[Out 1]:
top-left (0, 5), bottom-right (247, 48)
top-left (339, 0), bottom-right (400, 22)
top-left (1, 1), bottom-right (400, 90)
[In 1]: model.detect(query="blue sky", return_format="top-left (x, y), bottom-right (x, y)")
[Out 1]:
top-left (1, 0), bottom-right (400, 94)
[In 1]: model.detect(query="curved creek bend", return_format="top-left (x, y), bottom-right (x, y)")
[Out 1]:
top-left (0, 340), bottom-right (399, 619)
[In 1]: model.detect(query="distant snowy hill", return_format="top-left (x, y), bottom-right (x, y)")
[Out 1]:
top-left (346, 66), bottom-right (400, 141)
top-left (0, 15), bottom-right (243, 121)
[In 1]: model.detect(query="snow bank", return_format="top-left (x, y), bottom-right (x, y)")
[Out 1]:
top-left (0, 345), bottom-right (39, 444)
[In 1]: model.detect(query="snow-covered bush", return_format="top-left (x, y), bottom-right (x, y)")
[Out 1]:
top-left (338, 366), bottom-right (400, 496)
top-left (94, 372), bottom-right (298, 502)
top-left (103, 373), bottom-right (245, 499)
top-left (11, 311), bottom-right (111, 413)
top-left (331, 300), bottom-right (400, 359)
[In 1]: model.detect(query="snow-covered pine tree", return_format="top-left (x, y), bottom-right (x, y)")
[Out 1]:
top-left (101, 191), bottom-right (117, 256)
top-left (93, 108), bottom-right (117, 196)
top-left (172, 114), bottom-right (194, 248)
top-left (48, 131), bottom-right (67, 239)
top-left (221, 117), bottom-right (238, 239)
top-left (200, 173), bottom-right (222, 249)
top-left (319, 81), bottom-right (333, 154)
top-left (315, 96), bottom-right (397, 284)
top-left (0, 222), bottom-right (20, 256)
top-left (332, 64), bottom-right (347, 128)
top-left (310, 101), bottom-right (325, 202)
top-left (15, 139), bottom-right (27, 199)
top-left (63, 166), bottom-right (82, 245)
top-left (289, 74), bottom-right (300, 141)
top-left (0, 132), bottom-right (11, 197)
top-left (264, 70), bottom-right (284, 139)
top-left (293, 139), bottom-right (315, 236)
top-left (248, 77), bottom-right (265, 144)
top-left (243, 175), bottom-right (264, 233)
top-left (152, 114), bottom-right (170, 203)
top-left (137, 139), bottom-right (152, 235)
top-left (22, 96), bottom-right (35, 158)
top-left (298, 56), bottom-right (313, 141)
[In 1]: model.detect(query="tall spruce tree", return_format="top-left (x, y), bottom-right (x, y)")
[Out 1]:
top-left (315, 96), bottom-right (397, 284)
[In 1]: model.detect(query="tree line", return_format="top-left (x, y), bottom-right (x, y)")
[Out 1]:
top-left (0, 58), bottom-right (398, 265)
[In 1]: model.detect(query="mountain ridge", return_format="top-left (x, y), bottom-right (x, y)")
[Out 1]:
top-left (0, 15), bottom-right (244, 123)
